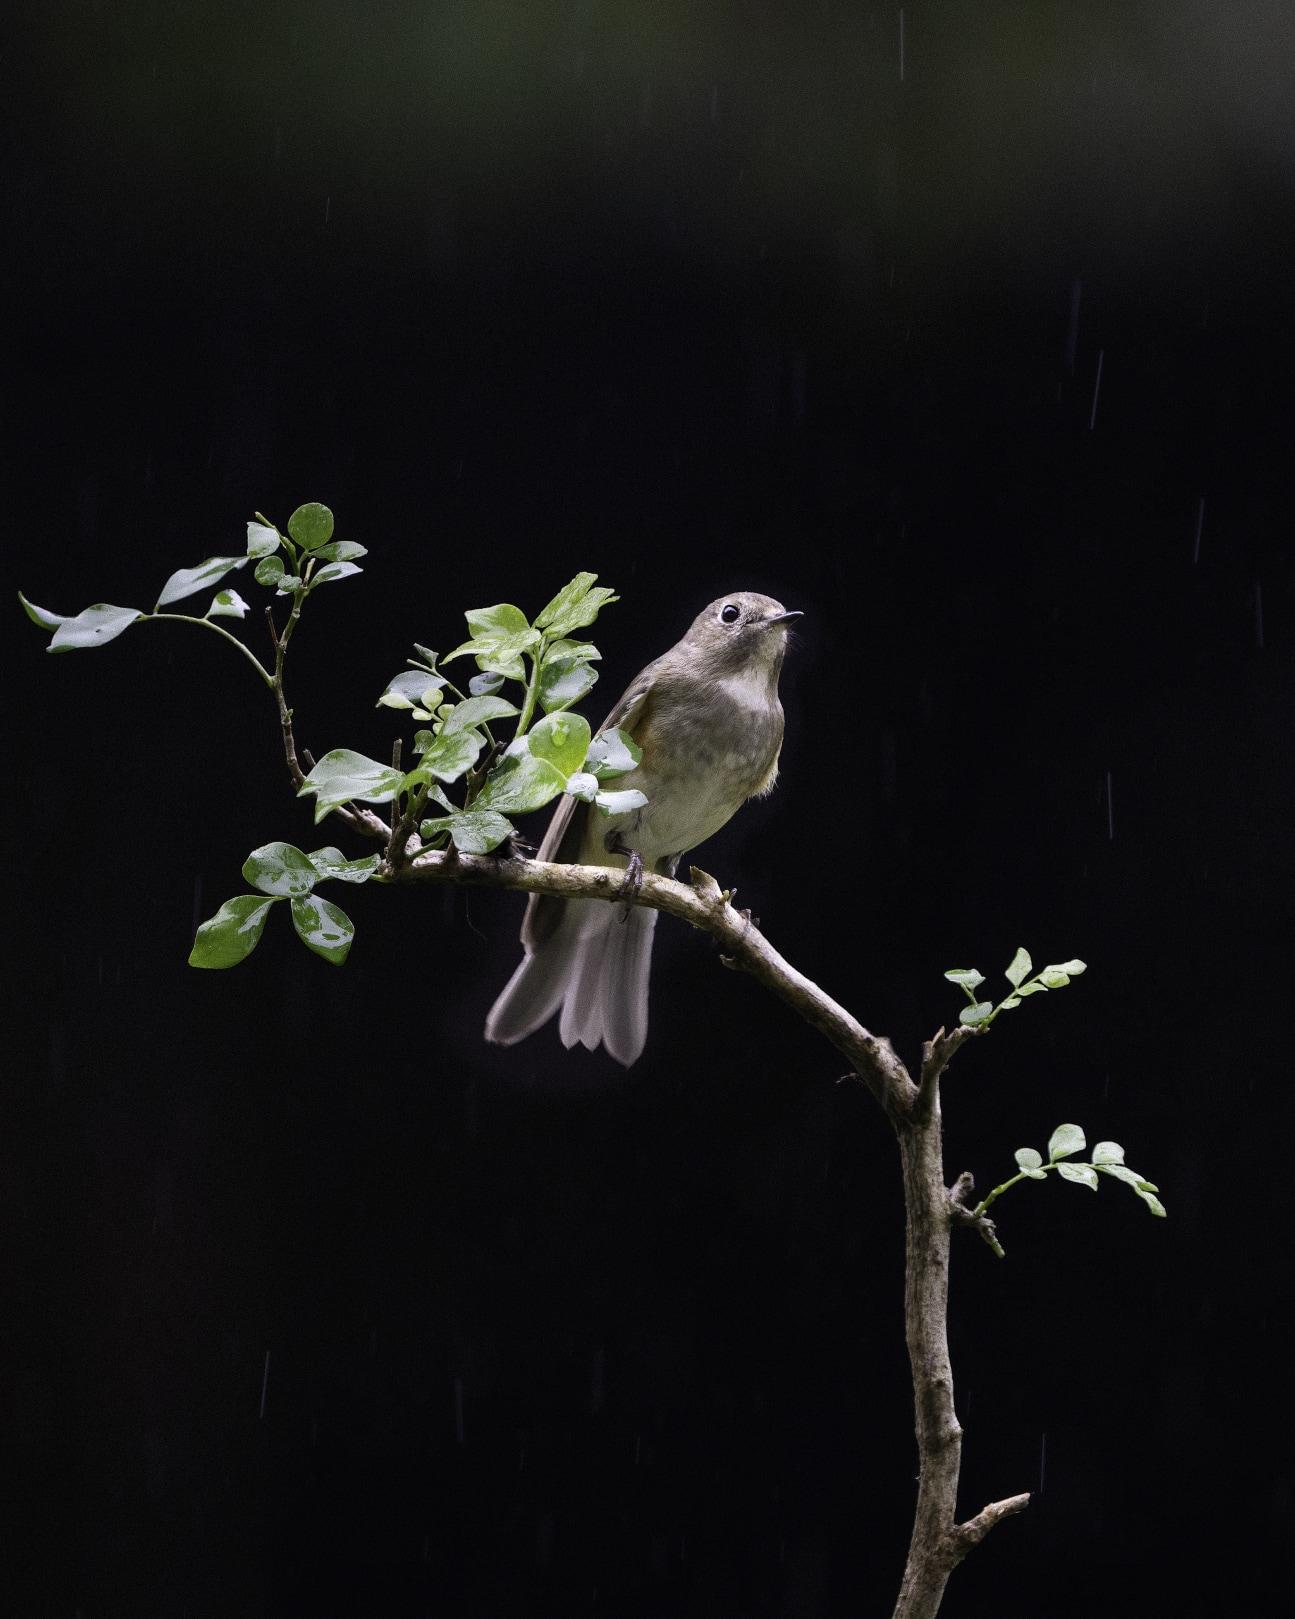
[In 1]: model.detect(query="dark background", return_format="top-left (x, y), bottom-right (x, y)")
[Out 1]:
top-left (5, 2), bottom-right (1292, 1614)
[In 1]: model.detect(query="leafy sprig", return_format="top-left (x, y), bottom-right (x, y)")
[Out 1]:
top-left (973, 1123), bottom-right (1167, 1222)
top-left (21, 512), bottom-right (642, 969)
top-left (945, 948), bottom-right (1087, 1029)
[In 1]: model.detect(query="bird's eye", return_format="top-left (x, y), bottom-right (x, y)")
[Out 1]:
top-left (719, 603), bottom-right (741, 625)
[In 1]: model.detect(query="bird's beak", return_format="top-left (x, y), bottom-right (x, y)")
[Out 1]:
top-left (762, 609), bottom-right (803, 627)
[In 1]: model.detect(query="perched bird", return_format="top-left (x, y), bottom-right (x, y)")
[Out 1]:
top-left (485, 591), bottom-right (800, 1066)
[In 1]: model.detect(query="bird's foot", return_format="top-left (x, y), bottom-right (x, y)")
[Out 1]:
top-left (605, 832), bottom-right (644, 914)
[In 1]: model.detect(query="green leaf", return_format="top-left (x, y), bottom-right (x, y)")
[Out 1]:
top-left (48, 603), bottom-right (143, 651)
top-left (959, 1000), bottom-right (994, 1026)
top-left (1005, 947), bottom-right (1032, 988)
top-left (538, 656), bottom-right (598, 714)
top-left (298, 748), bottom-right (405, 823)
top-left (242, 841), bottom-right (319, 897)
top-left (315, 540), bottom-right (367, 562)
top-left (1056, 1161), bottom-right (1098, 1190)
top-left (440, 602), bottom-right (541, 669)
top-left (595, 787), bottom-right (648, 816)
top-left (473, 752), bottom-right (567, 814)
top-left (1047, 1123), bottom-right (1086, 1161)
top-left (310, 560), bottom-right (362, 587)
top-left (1133, 1185), bottom-right (1167, 1217)
top-left (1095, 1163), bottom-right (1159, 1194)
top-left (565, 771), bottom-right (600, 802)
top-left (254, 555), bottom-right (285, 586)
top-left (246, 521), bottom-right (280, 559)
top-left (156, 555), bottom-right (249, 608)
top-left (467, 601), bottom-right (530, 638)
top-left (18, 591), bottom-right (69, 629)
top-left (290, 893), bottom-right (354, 964)
top-left (441, 694), bottom-right (519, 733)
top-left (275, 574), bottom-right (303, 594)
top-left (287, 502), bottom-right (335, 551)
top-left (534, 572), bottom-right (598, 630)
top-left (474, 647), bottom-right (528, 680)
top-left (1014, 1147), bottom-right (1043, 1170)
top-left (528, 711), bottom-right (591, 778)
top-left (207, 588), bottom-right (250, 619)
top-left (378, 670), bottom-right (446, 709)
top-left (541, 584), bottom-right (619, 638)
top-left (544, 638), bottom-right (601, 664)
top-left (1022, 1167), bottom-right (1048, 1180)
top-left (306, 847), bottom-right (381, 883)
top-left (1014, 980), bottom-right (1047, 997)
top-left (1040, 958), bottom-right (1087, 988)
top-left (944, 968), bottom-right (985, 990)
top-left (587, 728), bottom-right (642, 780)
top-left (406, 727), bottom-right (483, 785)
top-left (418, 810), bottom-right (515, 854)
top-left (469, 671), bottom-right (505, 695)
top-left (188, 894), bottom-right (278, 968)
top-left (999, 994), bottom-right (1023, 1011)
top-left (1091, 1140), bottom-right (1125, 1165)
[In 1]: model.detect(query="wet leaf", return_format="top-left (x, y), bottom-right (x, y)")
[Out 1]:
top-left (207, 589), bottom-right (250, 618)
top-left (314, 540), bottom-right (367, 562)
top-left (246, 521), bottom-right (280, 558)
top-left (473, 752), bottom-right (567, 814)
top-left (1005, 947), bottom-right (1032, 988)
top-left (310, 560), bottom-right (362, 586)
top-left (958, 1000), bottom-right (994, 1026)
top-left (565, 771), bottom-right (600, 802)
top-left (594, 787), bottom-right (648, 816)
top-left (48, 603), bottom-right (143, 651)
top-left (307, 847), bottom-right (381, 883)
top-left (299, 748), bottom-right (404, 822)
top-left (287, 502), bottom-right (335, 551)
top-left (418, 810), bottom-right (515, 854)
top-left (254, 556), bottom-right (285, 586)
top-left (406, 727), bottom-right (482, 785)
top-left (944, 968), bottom-right (985, 990)
top-left (534, 572), bottom-right (598, 630)
top-left (188, 895), bottom-right (277, 969)
top-left (18, 592), bottom-right (69, 629)
top-left (378, 670), bottom-right (446, 709)
top-left (1092, 1140), bottom-right (1125, 1165)
top-left (1014, 1147), bottom-right (1043, 1170)
top-left (469, 671), bottom-right (505, 695)
top-left (538, 656), bottom-right (598, 713)
top-left (242, 841), bottom-right (319, 897)
top-left (528, 711), bottom-right (591, 777)
top-left (1056, 1162), bottom-right (1098, 1190)
top-left (542, 584), bottom-right (619, 638)
top-left (441, 694), bottom-right (519, 734)
top-left (156, 555), bottom-right (249, 608)
top-left (290, 893), bottom-right (353, 964)
top-left (1047, 1123), bottom-right (1086, 1161)
top-left (443, 602), bottom-right (540, 666)
top-left (544, 638), bottom-right (601, 663)
top-left (587, 728), bottom-right (642, 779)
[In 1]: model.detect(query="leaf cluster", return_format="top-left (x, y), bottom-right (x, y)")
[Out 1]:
top-left (945, 948), bottom-right (1087, 1028)
top-left (974, 1123), bottom-right (1167, 1224)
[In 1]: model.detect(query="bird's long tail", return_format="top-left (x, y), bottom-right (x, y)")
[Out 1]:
top-left (484, 899), bottom-right (658, 1067)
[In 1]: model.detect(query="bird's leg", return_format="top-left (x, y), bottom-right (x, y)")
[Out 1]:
top-left (605, 830), bottom-right (645, 908)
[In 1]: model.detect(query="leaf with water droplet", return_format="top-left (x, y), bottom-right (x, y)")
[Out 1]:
top-left (565, 771), bottom-right (600, 802)
top-left (254, 556), bottom-right (285, 587)
top-left (534, 572), bottom-right (598, 630)
top-left (189, 895), bottom-right (278, 969)
top-left (378, 670), bottom-right (446, 709)
top-left (287, 502), bottom-right (334, 551)
top-left (405, 727), bottom-right (482, 785)
top-left (242, 841), bottom-right (319, 897)
top-left (290, 893), bottom-right (353, 964)
top-left (473, 752), bottom-right (567, 814)
top-left (528, 711), bottom-right (591, 778)
top-left (314, 540), bottom-right (367, 562)
top-left (440, 694), bottom-right (519, 734)
top-left (418, 810), bottom-right (515, 854)
top-left (1005, 947), bottom-right (1032, 987)
top-left (310, 560), bottom-right (362, 587)
top-left (469, 671), bottom-right (505, 695)
top-left (959, 1000), bottom-right (994, 1027)
top-left (48, 603), bottom-right (143, 651)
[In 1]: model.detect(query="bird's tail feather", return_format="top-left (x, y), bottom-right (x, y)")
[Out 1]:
top-left (485, 899), bottom-right (657, 1067)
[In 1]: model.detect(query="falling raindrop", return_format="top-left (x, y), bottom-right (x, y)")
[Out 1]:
top-left (1192, 497), bottom-right (1205, 565)
top-left (1065, 278), bottom-right (1082, 374)
top-left (1089, 349), bottom-right (1104, 430)
top-left (899, 9), bottom-right (906, 81)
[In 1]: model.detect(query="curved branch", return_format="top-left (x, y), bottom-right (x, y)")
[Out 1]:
top-left (394, 848), bottom-right (917, 1114)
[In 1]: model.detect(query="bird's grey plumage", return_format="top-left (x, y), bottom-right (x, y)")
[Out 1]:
top-left (485, 591), bottom-right (797, 1066)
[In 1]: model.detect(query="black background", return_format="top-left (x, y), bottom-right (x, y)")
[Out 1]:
top-left (5, 3), bottom-right (1293, 1614)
